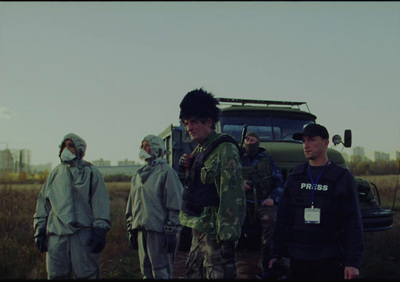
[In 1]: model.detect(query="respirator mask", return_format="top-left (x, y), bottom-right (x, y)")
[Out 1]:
top-left (61, 147), bottom-right (77, 162)
top-left (139, 149), bottom-right (152, 161)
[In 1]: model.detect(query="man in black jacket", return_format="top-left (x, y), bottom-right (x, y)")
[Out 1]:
top-left (268, 124), bottom-right (364, 280)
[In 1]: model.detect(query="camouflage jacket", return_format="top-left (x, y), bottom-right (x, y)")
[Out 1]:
top-left (179, 131), bottom-right (246, 243)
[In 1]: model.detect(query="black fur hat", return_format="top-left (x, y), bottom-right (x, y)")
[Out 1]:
top-left (179, 88), bottom-right (221, 123)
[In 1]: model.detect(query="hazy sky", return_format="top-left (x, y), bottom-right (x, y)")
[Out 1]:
top-left (1, 2), bottom-right (399, 168)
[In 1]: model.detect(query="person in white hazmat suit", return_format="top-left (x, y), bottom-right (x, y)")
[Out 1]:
top-left (33, 133), bottom-right (111, 279)
top-left (125, 135), bottom-right (183, 279)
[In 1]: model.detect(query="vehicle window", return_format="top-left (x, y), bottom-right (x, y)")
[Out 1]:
top-left (220, 115), bottom-right (314, 142)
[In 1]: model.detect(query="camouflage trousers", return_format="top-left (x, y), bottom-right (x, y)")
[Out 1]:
top-left (248, 203), bottom-right (278, 270)
top-left (185, 229), bottom-right (237, 279)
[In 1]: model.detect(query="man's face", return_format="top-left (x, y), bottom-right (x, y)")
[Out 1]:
top-left (245, 136), bottom-right (258, 145)
top-left (182, 116), bottom-right (213, 145)
top-left (141, 140), bottom-right (152, 155)
top-left (63, 139), bottom-right (77, 155)
top-left (302, 135), bottom-right (328, 161)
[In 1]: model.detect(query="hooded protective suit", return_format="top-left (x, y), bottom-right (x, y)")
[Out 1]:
top-left (126, 134), bottom-right (182, 232)
top-left (125, 135), bottom-right (183, 279)
top-left (33, 133), bottom-right (111, 279)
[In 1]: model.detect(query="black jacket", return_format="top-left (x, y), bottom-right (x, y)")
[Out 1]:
top-left (272, 161), bottom-right (364, 268)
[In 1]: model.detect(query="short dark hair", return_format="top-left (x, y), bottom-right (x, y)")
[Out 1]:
top-left (179, 88), bottom-right (221, 127)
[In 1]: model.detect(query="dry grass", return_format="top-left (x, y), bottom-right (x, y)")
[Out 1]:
top-left (1, 176), bottom-right (400, 279)
top-left (355, 175), bottom-right (400, 279)
top-left (358, 175), bottom-right (400, 209)
top-left (0, 183), bottom-right (47, 279)
top-left (0, 181), bottom-right (141, 279)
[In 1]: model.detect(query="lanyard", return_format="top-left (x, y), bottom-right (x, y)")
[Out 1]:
top-left (308, 160), bottom-right (329, 209)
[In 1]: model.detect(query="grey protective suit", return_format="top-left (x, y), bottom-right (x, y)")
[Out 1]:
top-left (33, 133), bottom-right (111, 279)
top-left (125, 135), bottom-right (183, 279)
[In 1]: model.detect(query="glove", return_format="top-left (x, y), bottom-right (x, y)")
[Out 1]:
top-left (129, 229), bottom-right (138, 250)
top-left (34, 228), bottom-right (47, 253)
top-left (86, 227), bottom-right (108, 253)
top-left (164, 234), bottom-right (177, 253)
top-left (220, 240), bottom-right (235, 259)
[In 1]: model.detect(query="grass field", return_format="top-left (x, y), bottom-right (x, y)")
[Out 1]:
top-left (1, 175), bottom-right (399, 279)
top-left (0, 182), bottom-right (141, 279)
top-left (355, 175), bottom-right (400, 279)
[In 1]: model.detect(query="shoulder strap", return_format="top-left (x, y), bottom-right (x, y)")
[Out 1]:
top-left (202, 134), bottom-right (242, 162)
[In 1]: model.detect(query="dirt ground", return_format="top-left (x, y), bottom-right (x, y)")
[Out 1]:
top-left (173, 248), bottom-right (261, 279)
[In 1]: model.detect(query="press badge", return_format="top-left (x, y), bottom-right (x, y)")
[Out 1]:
top-left (304, 207), bottom-right (321, 224)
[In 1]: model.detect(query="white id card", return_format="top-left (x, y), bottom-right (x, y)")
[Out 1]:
top-left (304, 208), bottom-right (321, 224)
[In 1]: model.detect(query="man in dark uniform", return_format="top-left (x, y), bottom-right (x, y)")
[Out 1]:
top-left (268, 124), bottom-right (364, 280)
top-left (241, 131), bottom-right (284, 279)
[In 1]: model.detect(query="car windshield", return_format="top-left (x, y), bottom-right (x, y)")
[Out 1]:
top-left (220, 115), bottom-right (315, 142)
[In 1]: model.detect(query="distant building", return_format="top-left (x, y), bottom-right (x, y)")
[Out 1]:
top-left (0, 149), bottom-right (14, 173)
top-left (374, 151), bottom-right (390, 162)
top-left (396, 151), bottom-right (400, 160)
top-left (118, 159), bottom-right (137, 166)
top-left (31, 163), bottom-right (52, 174)
top-left (92, 158), bottom-right (111, 166)
top-left (352, 146), bottom-right (365, 161)
top-left (92, 158), bottom-right (140, 177)
top-left (17, 149), bottom-right (31, 172)
top-left (0, 148), bottom-right (31, 173)
top-left (95, 165), bottom-right (140, 177)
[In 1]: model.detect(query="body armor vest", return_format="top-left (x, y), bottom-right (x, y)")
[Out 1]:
top-left (242, 149), bottom-right (272, 201)
top-left (181, 134), bottom-right (240, 217)
top-left (288, 162), bottom-right (347, 244)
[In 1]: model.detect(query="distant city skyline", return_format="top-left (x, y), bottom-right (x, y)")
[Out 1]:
top-left (1, 145), bottom-right (399, 174)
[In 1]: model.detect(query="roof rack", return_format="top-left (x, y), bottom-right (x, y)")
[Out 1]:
top-left (217, 97), bottom-right (310, 112)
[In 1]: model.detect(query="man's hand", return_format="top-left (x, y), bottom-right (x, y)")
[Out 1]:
top-left (129, 229), bottom-right (138, 250)
top-left (262, 198), bottom-right (274, 206)
top-left (34, 228), bottom-right (47, 253)
top-left (86, 227), bottom-right (108, 253)
top-left (179, 154), bottom-right (193, 168)
top-left (244, 181), bottom-right (252, 191)
top-left (268, 257), bottom-right (278, 269)
top-left (344, 266), bottom-right (360, 279)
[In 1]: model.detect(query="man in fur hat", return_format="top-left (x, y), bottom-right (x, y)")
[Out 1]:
top-left (178, 88), bottom-right (246, 279)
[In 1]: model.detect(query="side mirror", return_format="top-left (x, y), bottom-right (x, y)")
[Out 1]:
top-left (344, 129), bottom-right (352, 148)
top-left (332, 130), bottom-right (352, 148)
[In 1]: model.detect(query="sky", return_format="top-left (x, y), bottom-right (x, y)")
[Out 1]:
top-left (1, 1), bottom-right (399, 169)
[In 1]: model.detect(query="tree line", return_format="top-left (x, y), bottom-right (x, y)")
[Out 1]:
top-left (1, 158), bottom-right (399, 185)
top-left (347, 157), bottom-right (399, 176)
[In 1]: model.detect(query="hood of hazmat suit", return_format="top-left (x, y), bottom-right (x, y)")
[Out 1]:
top-left (59, 132), bottom-right (87, 161)
top-left (144, 134), bottom-right (166, 159)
